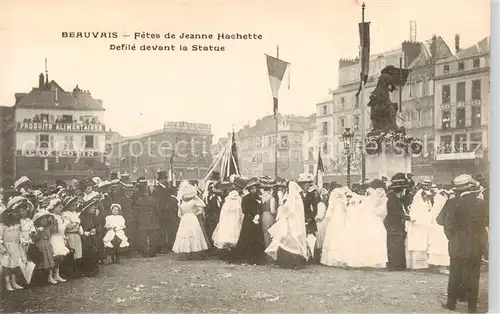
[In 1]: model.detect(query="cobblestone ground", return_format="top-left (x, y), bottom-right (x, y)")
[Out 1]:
top-left (0, 254), bottom-right (488, 313)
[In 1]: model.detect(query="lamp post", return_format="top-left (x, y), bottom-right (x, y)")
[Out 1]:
top-left (342, 127), bottom-right (355, 188)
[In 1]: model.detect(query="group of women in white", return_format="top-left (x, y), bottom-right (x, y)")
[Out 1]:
top-left (170, 174), bottom-right (452, 272)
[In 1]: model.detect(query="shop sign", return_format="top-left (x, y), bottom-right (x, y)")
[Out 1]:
top-left (16, 122), bottom-right (105, 132)
top-left (164, 121), bottom-right (211, 134)
top-left (21, 150), bottom-right (99, 157)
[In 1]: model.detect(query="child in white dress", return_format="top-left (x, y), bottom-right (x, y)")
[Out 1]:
top-left (47, 197), bottom-right (70, 283)
top-left (103, 204), bottom-right (129, 248)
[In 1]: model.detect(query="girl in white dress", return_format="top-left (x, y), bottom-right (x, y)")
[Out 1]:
top-left (47, 197), bottom-right (69, 282)
top-left (406, 190), bottom-right (432, 269)
top-left (212, 190), bottom-right (243, 249)
top-left (172, 184), bottom-right (209, 257)
top-left (321, 187), bottom-right (348, 267)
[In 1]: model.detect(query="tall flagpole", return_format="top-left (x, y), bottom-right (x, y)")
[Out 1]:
top-left (275, 45), bottom-right (279, 179)
top-left (359, 2), bottom-right (367, 182)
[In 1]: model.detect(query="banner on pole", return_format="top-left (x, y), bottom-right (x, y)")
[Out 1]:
top-left (265, 54), bottom-right (289, 113)
top-left (356, 22), bottom-right (370, 96)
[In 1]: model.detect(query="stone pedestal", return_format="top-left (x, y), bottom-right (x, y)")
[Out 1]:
top-left (365, 151), bottom-right (412, 180)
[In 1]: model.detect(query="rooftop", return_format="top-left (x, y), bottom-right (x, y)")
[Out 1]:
top-left (15, 73), bottom-right (104, 111)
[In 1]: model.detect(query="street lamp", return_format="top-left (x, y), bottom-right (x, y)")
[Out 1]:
top-left (342, 127), bottom-right (355, 188)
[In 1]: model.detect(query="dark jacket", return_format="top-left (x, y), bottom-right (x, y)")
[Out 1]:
top-left (437, 193), bottom-right (488, 258)
top-left (384, 192), bottom-right (410, 235)
top-left (301, 191), bottom-right (318, 234)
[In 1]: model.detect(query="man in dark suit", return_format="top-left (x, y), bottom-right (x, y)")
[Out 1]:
top-left (297, 174), bottom-right (318, 236)
top-left (384, 173), bottom-right (412, 271)
top-left (438, 174), bottom-right (488, 313)
top-left (154, 171), bottom-right (179, 252)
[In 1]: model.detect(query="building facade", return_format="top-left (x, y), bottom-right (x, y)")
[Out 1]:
top-left (0, 106), bottom-right (16, 188)
top-left (433, 37), bottom-right (490, 184)
top-left (107, 121), bottom-right (213, 183)
top-left (317, 37), bottom-right (452, 184)
top-left (302, 115), bottom-right (318, 175)
top-left (13, 73), bottom-right (108, 183)
top-left (237, 114), bottom-right (313, 179)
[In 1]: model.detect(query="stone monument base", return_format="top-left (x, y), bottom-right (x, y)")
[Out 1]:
top-left (365, 152), bottom-right (411, 180)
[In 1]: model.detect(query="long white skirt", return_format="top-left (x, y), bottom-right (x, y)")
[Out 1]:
top-left (212, 210), bottom-right (242, 249)
top-left (428, 224), bottom-right (450, 266)
top-left (173, 213), bottom-right (209, 253)
top-left (321, 212), bottom-right (346, 267)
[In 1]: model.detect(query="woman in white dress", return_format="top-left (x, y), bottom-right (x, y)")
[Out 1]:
top-left (265, 181), bottom-right (308, 269)
top-left (212, 190), bottom-right (243, 249)
top-left (321, 187), bottom-right (348, 267)
top-left (354, 182), bottom-right (388, 268)
top-left (172, 184), bottom-right (209, 258)
top-left (406, 190), bottom-right (432, 269)
top-left (427, 190), bottom-right (450, 274)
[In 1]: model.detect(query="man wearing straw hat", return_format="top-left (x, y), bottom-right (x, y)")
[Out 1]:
top-left (438, 174), bottom-right (488, 313)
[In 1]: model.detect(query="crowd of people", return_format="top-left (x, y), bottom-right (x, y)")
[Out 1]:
top-left (0, 170), bottom-right (488, 312)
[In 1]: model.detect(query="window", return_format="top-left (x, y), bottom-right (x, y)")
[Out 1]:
top-left (458, 62), bottom-right (464, 71)
top-left (308, 147), bottom-right (314, 160)
top-left (442, 84), bottom-right (451, 103)
top-left (84, 135), bottom-right (95, 149)
top-left (440, 135), bottom-right (452, 153)
top-left (470, 133), bottom-right (483, 151)
top-left (443, 65), bottom-right (450, 74)
top-left (85, 159), bottom-right (95, 169)
top-left (292, 149), bottom-right (301, 161)
top-left (322, 142), bottom-right (329, 154)
top-left (308, 165), bottom-right (314, 174)
top-left (38, 134), bottom-right (50, 149)
top-left (472, 106), bottom-right (481, 126)
top-left (340, 97), bottom-right (345, 109)
top-left (322, 121), bottom-right (328, 136)
top-left (422, 80), bottom-right (429, 96)
top-left (322, 105), bottom-right (327, 115)
top-left (473, 58), bottom-right (480, 68)
top-left (471, 79), bottom-right (481, 100)
top-left (456, 82), bottom-right (466, 102)
top-left (454, 134), bottom-right (467, 152)
top-left (456, 108), bottom-right (466, 128)
top-left (340, 118), bottom-right (345, 128)
top-left (280, 135), bottom-right (289, 148)
top-left (442, 111), bottom-right (451, 129)
top-left (353, 115), bottom-right (360, 131)
top-left (64, 135), bottom-right (74, 150)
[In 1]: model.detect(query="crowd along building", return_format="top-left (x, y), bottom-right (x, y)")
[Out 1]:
top-left (237, 114), bottom-right (314, 179)
top-left (13, 72), bottom-right (108, 183)
top-left (433, 36), bottom-right (490, 184)
top-left (107, 121), bottom-right (213, 184)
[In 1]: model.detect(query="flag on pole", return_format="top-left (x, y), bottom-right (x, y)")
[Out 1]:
top-left (316, 150), bottom-right (325, 188)
top-left (265, 54), bottom-right (289, 117)
top-left (356, 22), bottom-right (370, 96)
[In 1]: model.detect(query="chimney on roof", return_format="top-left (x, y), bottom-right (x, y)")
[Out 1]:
top-left (38, 73), bottom-right (44, 88)
top-left (455, 34), bottom-right (460, 54)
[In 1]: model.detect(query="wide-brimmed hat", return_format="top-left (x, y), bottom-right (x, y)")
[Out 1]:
top-left (32, 210), bottom-right (53, 224)
top-left (423, 179), bottom-right (432, 186)
top-left (452, 174), bottom-right (474, 191)
top-left (274, 178), bottom-right (287, 187)
top-left (79, 178), bottom-right (95, 189)
top-left (389, 173), bottom-right (410, 188)
top-left (92, 177), bottom-right (102, 185)
top-left (233, 177), bottom-right (249, 191)
top-left (46, 197), bottom-right (63, 213)
top-left (260, 176), bottom-right (275, 189)
top-left (120, 171), bottom-right (130, 178)
top-left (97, 180), bottom-right (113, 190)
top-left (245, 177), bottom-right (261, 190)
top-left (14, 176), bottom-right (31, 190)
top-left (6, 196), bottom-right (34, 214)
top-left (181, 184), bottom-right (197, 199)
top-left (297, 173), bottom-right (314, 183)
top-left (137, 176), bottom-right (147, 185)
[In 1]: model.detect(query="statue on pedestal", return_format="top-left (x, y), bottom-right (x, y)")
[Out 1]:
top-left (367, 65), bottom-right (407, 136)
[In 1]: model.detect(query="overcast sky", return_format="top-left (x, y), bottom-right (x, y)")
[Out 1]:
top-left (0, 0), bottom-right (490, 141)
